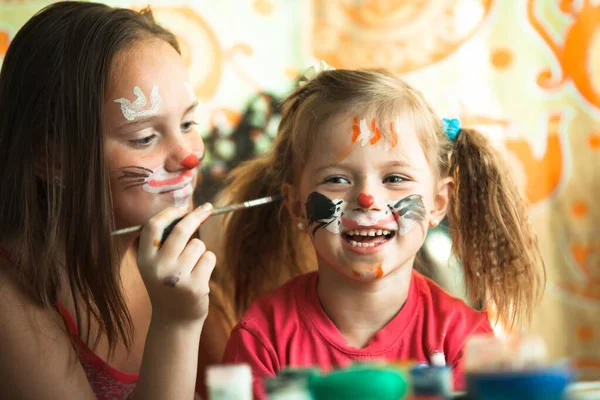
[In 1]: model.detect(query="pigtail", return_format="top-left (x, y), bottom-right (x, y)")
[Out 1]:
top-left (218, 87), bottom-right (316, 318)
top-left (447, 128), bottom-right (545, 330)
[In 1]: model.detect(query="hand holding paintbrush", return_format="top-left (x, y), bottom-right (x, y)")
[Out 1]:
top-left (112, 193), bottom-right (286, 245)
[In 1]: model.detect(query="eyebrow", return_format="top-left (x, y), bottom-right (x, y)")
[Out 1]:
top-left (116, 101), bottom-right (199, 130)
top-left (374, 160), bottom-right (413, 169)
top-left (315, 159), bottom-right (414, 174)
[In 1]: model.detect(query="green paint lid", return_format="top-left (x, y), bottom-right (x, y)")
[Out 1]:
top-left (308, 365), bottom-right (409, 400)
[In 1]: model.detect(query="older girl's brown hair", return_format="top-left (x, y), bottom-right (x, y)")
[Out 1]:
top-left (0, 2), bottom-right (179, 353)
top-left (218, 68), bottom-right (545, 330)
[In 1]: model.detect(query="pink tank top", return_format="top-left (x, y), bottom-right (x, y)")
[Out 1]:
top-left (0, 248), bottom-right (138, 399)
top-left (55, 302), bottom-right (138, 399)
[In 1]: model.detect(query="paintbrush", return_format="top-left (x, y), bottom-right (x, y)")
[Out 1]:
top-left (111, 194), bottom-right (286, 241)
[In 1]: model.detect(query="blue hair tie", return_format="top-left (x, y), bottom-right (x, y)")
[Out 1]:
top-left (442, 118), bottom-right (461, 142)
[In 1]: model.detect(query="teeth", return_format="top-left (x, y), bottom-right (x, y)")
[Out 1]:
top-left (347, 237), bottom-right (390, 248)
top-left (376, 230), bottom-right (382, 235)
top-left (345, 229), bottom-right (383, 236)
top-left (382, 230), bottom-right (389, 235)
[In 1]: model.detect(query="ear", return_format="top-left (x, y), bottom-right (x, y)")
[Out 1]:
top-left (429, 176), bottom-right (454, 228)
top-left (282, 182), bottom-right (305, 221)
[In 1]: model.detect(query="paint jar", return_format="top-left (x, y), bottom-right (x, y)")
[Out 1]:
top-left (308, 364), bottom-right (409, 400)
top-left (463, 334), bottom-right (573, 399)
top-left (409, 364), bottom-right (452, 399)
top-left (464, 334), bottom-right (549, 372)
top-left (206, 364), bottom-right (252, 400)
top-left (565, 381), bottom-right (600, 399)
top-left (266, 367), bottom-right (320, 400)
top-left (466, 366), bottom-right (573, 400)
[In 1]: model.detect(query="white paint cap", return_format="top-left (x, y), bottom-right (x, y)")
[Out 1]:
top-left (430, 351), bottom-right (447, 367)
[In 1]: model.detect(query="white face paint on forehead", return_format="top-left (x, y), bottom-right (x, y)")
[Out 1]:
top-left (114, 85), bottom-right (163, 121)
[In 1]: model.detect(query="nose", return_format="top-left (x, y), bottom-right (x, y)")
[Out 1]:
top-left (180, 154), bottom-right (200, 169)
top-left (357, 192), bottom-right (375, 209)
top-left (165, 141), bottom-right (204, 172)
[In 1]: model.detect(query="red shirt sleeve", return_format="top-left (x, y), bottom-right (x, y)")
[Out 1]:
top-left (221, 323), bottom-right (278, 400)
top-left (449, 315), bottom-right (494, 391)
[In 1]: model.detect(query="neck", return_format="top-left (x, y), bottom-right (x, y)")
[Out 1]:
top-left (316, 257), bottom-right (414, 348)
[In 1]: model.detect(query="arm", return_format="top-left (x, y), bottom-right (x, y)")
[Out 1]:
top-left (135, 318), bottom-right (205, 400)
top-left (222, 325), bottom-right (278, 400)
top-left (0, 205), bottom-right (217, 399)
top-left (0, 267), bottom-right (97, 399)
top-left (195, 293), bottom-right (236, 398)
top-left (133, 204), bottom-right (216, 400)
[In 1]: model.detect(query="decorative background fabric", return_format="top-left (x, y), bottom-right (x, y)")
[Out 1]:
top-left (1, 0), bottom-right (598, 380)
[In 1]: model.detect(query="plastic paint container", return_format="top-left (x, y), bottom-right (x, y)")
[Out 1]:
top-left (206, 364), bottom-right (252, 400)
top-left (266, 367), bottom-right (321, 400)
top-left (308, 364), bottom-right (409, 400)
top-left (410, 364), bottom-right (452, 399)
top-left (565, 381), bottom-right (600, 400)
top-left (466, 365), bottom-right (574, 400)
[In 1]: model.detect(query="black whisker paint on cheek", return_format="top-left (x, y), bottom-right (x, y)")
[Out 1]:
top-left (305, 191), bottom-right (342, 236)
top-left (123, 181), bottom-right (147, 190)
top-left (118, 172), bottom-right (150, 180)
top-left (122, 177), bottom-right (146, 184)
top-left (118, 165), bottom-right (153, 173)
top-left (389, 194), bottom-right (427, 223)
top-left (116, 166), bottom-right (152, 180)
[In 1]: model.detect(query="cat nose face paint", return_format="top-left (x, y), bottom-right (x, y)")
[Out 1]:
top-left (180, 153), bottom-right (200, 169)
top-left (357, 192), bottom-right (375, 209)
top-left (305, 191), bottom-right (426, 238)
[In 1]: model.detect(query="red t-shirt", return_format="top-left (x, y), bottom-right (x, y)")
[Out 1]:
top-left (222, 270), bottom-right (493, 399)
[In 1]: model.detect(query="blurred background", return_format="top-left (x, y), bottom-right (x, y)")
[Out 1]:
top-left (1, 0), bottom-right (598, 380)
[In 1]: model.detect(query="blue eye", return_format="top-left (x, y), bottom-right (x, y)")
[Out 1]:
top-left (325, 176), bottom-right (350, 185)
top-left (181, 121), bottom-right (199, 132)
top-left (129, 134), bottom-right (156, 148)
top-left (384, 175), bottom-right (405, 183)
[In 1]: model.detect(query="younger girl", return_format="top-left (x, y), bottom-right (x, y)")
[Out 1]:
top-left (0, 2), bottom-right (224, 399)
top-left (220, 67), bottom-right (545, 398)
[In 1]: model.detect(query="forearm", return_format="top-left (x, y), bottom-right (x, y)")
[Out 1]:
top-left (134, 318), bottom-right (204, 400)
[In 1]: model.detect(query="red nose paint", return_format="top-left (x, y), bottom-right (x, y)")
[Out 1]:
top-left (357, 193), bottom-right (375, 208)
top-left (180, 154), bottom-right (199, 169)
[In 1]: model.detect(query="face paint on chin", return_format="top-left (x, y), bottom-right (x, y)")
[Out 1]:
top-left (387, 194), bottom-right (427, 235)
top-left (352, 264), bottom-right (384, 281)
top-left (305, 192), bottom-right (348, 236)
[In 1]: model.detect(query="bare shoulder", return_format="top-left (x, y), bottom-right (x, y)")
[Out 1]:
top-left (0, 262), bottom-right (96, 399)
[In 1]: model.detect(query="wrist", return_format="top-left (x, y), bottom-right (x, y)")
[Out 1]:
top-left (149, 314), bottom-right (206, 335)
